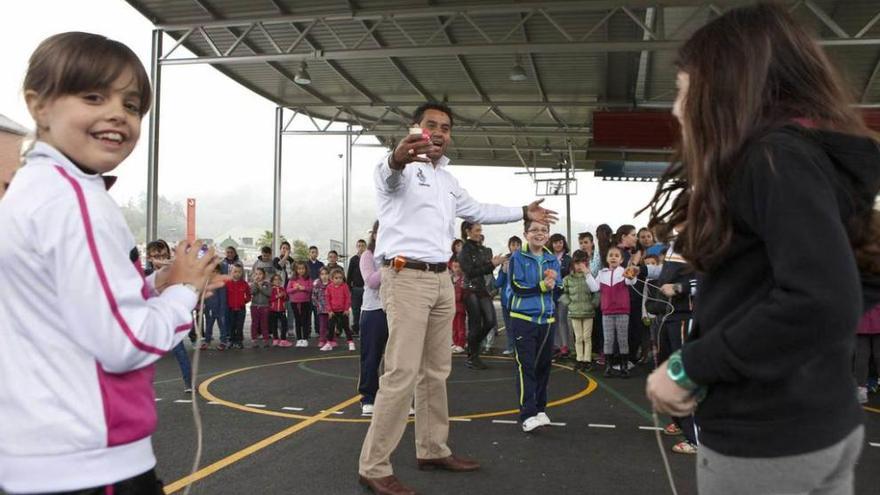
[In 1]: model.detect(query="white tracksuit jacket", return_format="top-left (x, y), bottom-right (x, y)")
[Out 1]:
top-left (0, 142), bottom-right (197, 493)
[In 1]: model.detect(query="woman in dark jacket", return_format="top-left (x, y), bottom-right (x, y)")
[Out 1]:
top-left (644, 4), bottom-right (880, 494)
top-left (459, 221), bottom-right (503, 370)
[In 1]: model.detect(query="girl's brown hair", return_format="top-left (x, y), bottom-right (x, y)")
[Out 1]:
top-left (368, 220), bottom-right (379, 252)
top-left (293, 260), bottom-right (309, 279)
top-left (595, 224), bottom-right (613, 265)
top-left (641, 3), bottom-right (879, 274)
top-left (24, 32), bottom-right (151, 117)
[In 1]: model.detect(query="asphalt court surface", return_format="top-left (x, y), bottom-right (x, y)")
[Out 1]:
top-left (148, 333), bottom-right (880, 495)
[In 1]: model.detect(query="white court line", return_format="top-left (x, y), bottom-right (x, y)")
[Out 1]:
top-left (174, 400), bottom-right (192, 404)
top-left (245, 404), bottom-right (266, 408)
top-left (155, 398), bottom-right (163, 402)
top-left (492, 420), bottom-right (518, 425)
top-left (320, 410), bottom-right (344, 415)
top-left (548, 422), bottom-right (567, 427)
top-left (639, 426), bottom-right (664, 431)
top-left (208, 401), bottom-right (221, 405)
top-left (282, 406), bottom-right (304, 411)
top-left (449, 418), bottom-right (472, 422)
top-left (588, 423), bottom-right (616, 429)
top-left (869, 442), bottom-right (880, 448)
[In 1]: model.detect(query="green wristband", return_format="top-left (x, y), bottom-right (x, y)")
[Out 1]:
top-left (666, 350), bottom-right (699, 391)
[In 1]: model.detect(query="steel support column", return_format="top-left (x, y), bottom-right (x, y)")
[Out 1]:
top-left (273, 106), bottom-right (283, 256)
top-left (146, 29), bottom-right (162, 242)
top-left (344, 125), bottom-right (352, 260)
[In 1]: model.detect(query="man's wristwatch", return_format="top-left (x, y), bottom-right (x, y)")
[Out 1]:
top-left (666, 350), bottom-right (699, 391)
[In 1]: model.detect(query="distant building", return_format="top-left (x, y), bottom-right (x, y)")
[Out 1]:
top-left (219, 236), bottom-right (239, 249)
top-left (0, 114), bottom-right (29, 199)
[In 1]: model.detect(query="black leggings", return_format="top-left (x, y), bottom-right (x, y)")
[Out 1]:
top-left (292, 302), bottom-right (312, 340)
top-left (41, 469), bottom-right (164, 495)
top-left (269, 311), bottom-right (289, 340)
top-left (465, 292), bottom-right (496, 356)
top-left (330, 312), bottom-right (354, 341)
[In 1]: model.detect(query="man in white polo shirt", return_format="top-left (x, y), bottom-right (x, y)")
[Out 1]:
top-left (358, 102), bottom-right (557, 495)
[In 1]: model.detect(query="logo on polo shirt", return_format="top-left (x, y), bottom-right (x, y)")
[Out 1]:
top-left (417, 168), bottom-right (430, 187)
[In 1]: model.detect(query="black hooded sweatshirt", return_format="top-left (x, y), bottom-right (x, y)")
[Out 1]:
top-left (681, 124), bottom-right (880, 458)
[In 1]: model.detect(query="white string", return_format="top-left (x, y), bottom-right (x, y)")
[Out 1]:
top-left (627, 275), bottom-right (681, 495)
top-left (182, 279), bottom-right (210, 495)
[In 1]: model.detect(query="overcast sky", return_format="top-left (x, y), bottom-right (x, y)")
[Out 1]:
top-left (1, 0), bottom-right (661, 256)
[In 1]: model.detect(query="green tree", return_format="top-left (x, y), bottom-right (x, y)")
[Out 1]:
top-left (119, 194), bottom-right (185, 244)
top-left (256, 230), bottom-right (287, 251)
top-left (292, 239), bottom-right (309, 261)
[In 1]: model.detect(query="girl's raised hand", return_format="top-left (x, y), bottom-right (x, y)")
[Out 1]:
top-left (165, 241), bottom-right (222, 293)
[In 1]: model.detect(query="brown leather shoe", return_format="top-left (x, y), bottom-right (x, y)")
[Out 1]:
top-left (358, 475), bottom-right (417, 495)
top-left (416, 455), bottom-right (480, 472)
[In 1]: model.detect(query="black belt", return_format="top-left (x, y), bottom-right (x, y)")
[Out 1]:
top-left (383, 258), bottom-right (448, 273)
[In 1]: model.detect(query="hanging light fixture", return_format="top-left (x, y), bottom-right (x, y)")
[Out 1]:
top-left (509, 55), bottom-right (527, 82)
top-left (294, 62), bottom-right (311, 85)
top-left (540, 139), bottom-right (553, 156)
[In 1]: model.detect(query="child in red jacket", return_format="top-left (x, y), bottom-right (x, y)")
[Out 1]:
top-left (225, 265), bottom-right (251, 349)
top-left (325, 268), bottom-right (355, 351)
top-left (269, 273), bottom-right (292, 347)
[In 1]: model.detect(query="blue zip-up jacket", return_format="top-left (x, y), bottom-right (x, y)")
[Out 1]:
top-left (509, 246), bottom-right (560, 325)
top-left (495, 266), bottom-right (512, 309)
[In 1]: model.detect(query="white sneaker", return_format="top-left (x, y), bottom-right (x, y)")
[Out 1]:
top-left (320, 343), bottom-right (332, 352)
top-left (502, 349), bottom-right (514, 356)
top-left (522, 416), bottom-right (541, 432)
top-left (408, 406), bottom-right (415, 416)
top-left (362, 404), bottom-right (374, 415)
top-left (858, 386), bottom-right (868, 404)
top-left (536, 412), bottom-right (551, 426)
top-left (348, 341), bottom-right (356, 351)
top-left (298, 339), bottom-right (308, 347)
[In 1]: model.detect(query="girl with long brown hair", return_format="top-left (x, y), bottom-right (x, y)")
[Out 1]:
top-left (643, 4), bottom-right (880, 494)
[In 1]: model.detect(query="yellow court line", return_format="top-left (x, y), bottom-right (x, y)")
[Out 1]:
top-left (163, 393), bottom-right (361, 494)
top-left (199, 355), bottom-right (596, 423)
top-left (865, 405), bottom-right (880, 414)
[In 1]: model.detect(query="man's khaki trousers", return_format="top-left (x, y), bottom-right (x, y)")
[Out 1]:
top-left (359, 267), bottom-right (455, 478)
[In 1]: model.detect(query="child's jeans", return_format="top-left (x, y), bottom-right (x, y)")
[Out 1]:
top-left (204, 307), bottom-right (227, 344)
top-left (292, 302), bottom-right (312, 340)
top-left (358, 309), bottom-right (389, 405)
top-left (330, 312), bottom-right (353, 341)
top-left (250, 305), bottom-right (270, 341)
top-left (228, 309), bottom-right (246, 344)
top-left (172, 342), bottom-right (192, 389)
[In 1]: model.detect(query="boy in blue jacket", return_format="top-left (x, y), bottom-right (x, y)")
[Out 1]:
top-left (509, 219), bottom-right (560, 432)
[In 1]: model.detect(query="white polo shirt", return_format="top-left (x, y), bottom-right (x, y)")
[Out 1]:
top-left (374, 154), bottom-right (523, 264)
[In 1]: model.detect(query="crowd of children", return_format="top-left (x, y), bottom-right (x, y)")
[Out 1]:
top-left (166, 243), bottom-right (366, 355)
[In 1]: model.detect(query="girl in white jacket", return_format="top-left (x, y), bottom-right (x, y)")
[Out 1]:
top-left (0, 32), bottom-right (222, 494)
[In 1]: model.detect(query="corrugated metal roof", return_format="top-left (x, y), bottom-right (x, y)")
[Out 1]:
top-left (125, 0), bottom-right (880, 168)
